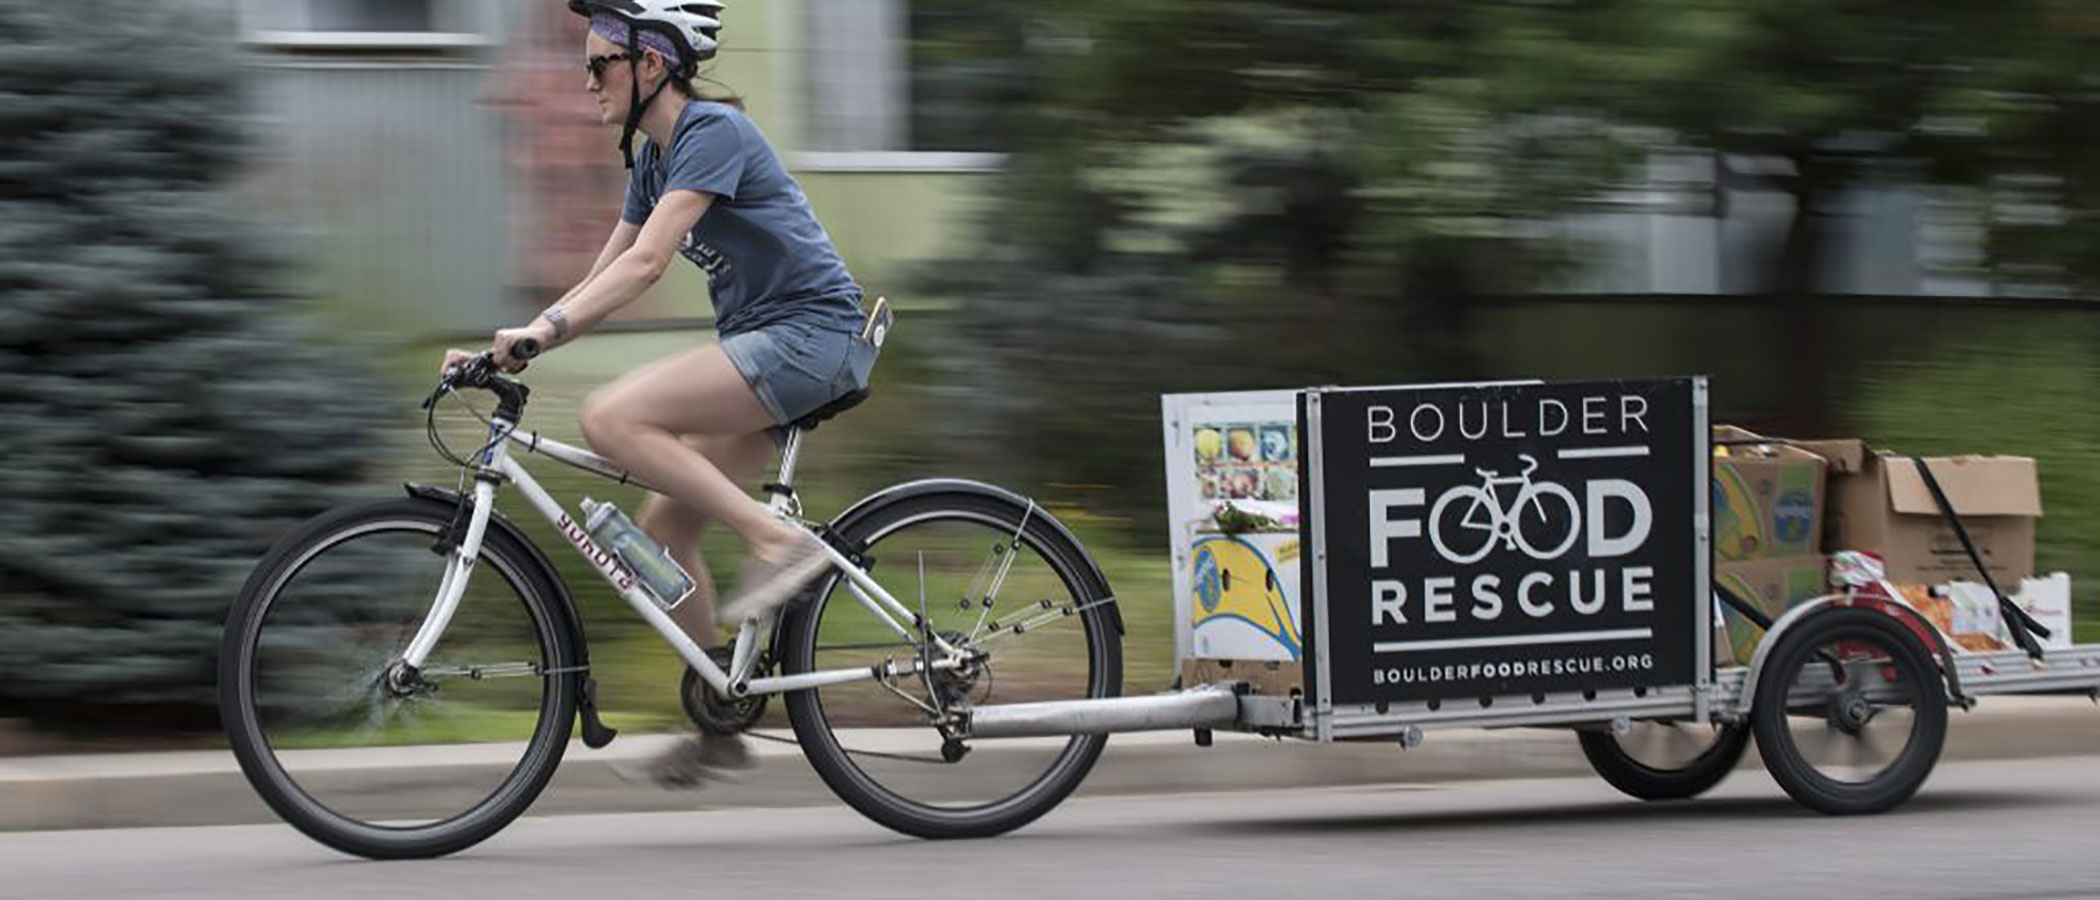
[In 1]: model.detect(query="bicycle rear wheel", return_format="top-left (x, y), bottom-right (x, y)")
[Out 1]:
top-left (219, 497), bottom-right (577, 859)
top-left (781, 489), bottom-right (1122, 839)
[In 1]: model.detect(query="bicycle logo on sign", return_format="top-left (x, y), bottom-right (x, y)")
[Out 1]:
top-left (1429, 454), bottom-right (1581, 564)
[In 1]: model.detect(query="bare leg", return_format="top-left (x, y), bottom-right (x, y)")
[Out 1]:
top-left (634, 432), bottom-right (778, 648)
top-left (604, 425), bottom-right (778, 786)
top-left (579, 344), bottom-right (806, 562)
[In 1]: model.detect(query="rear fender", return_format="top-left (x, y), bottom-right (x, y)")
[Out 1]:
top-left (1738, 591), bottom-right (1966, 715)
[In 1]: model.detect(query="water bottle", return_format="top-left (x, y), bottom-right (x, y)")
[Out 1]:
top-left (581, 498), bottom-right (696, 610)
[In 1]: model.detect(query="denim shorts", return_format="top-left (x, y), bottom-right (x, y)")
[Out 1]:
top-left (719, 318), bottom-right (877, 438)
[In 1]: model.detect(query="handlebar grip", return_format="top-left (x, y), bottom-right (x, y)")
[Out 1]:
top-left (511, 337), bottom-right (542, 362)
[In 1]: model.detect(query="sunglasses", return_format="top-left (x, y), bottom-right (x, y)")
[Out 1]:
top-left (584, 51), bottom-right (634, 79)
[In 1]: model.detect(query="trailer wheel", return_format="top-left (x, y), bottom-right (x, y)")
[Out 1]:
top-left (1751, 607), bottom-right (1948, 815)
top-left (1579, 719), bottom-right (1751, 801)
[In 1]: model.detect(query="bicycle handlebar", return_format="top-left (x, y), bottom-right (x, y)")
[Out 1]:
top-left (423, 341), bottom-right (537, 416)
top-left (426, 352), bottom-right (500, 408)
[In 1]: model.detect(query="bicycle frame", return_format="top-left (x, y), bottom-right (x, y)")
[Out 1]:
top-left (400, 414), bottom-right (969, 699)
top-left (1470, 455), bottom-right (1543, 517)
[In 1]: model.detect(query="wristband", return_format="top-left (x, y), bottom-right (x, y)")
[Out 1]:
top-left (541, 306), bottom-right (571, 340)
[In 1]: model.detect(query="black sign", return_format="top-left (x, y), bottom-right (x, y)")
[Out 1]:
top-left (1304, 379), bottom-right (1702, 705)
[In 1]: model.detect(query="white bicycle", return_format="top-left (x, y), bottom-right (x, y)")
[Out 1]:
top-left (1428, 453), bottom-right (1582, 563)
top-left (218, 321), bottom-right (1124, 859)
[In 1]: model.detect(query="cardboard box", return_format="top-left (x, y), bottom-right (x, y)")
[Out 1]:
top-left (1712, 425), bottom-right (1828, 562)
top-left (1916, 573), bottom-right (2076, 653)
top-left (1713, 554), bottom-right (1832, 666)
top-left (1186, 532), bottom-right (1304, 662)
top-left (1904, 582), bottom-right (2003, 653)
top-left (1182, 658), bottom-right (1304, 695)
top-left (1815, 445), bottom-right (2041, 585)
top-left (2009, 572), bottom-right (2074, 651)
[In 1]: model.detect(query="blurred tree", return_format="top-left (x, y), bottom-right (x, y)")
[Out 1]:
top-left (0, 1), bottom-right (386, 733)
top-left (914, 1), bottom-right (1632, 527)
top-left (1967, 0), bottom-right (2100, 291)
top-left (1513, 0), bottom-right (2098, 297)
top-left (909, 0), bottom-right (1042, 152)
top-left (1439, 0), bottom-right (2097, 433)
top-left (917, 0), bottom-right (2098, 529)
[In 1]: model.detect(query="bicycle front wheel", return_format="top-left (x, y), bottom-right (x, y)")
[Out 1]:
top-left (781, 489), bottom-right (1122, 839)
top-left (219, 497), bottom-right (578, 859)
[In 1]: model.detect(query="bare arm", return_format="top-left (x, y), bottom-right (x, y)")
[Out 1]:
top-left (575, 221), bottom-right (643, 296)
top-left (492, 190), bottom-right (713, 366)
top-left (533, 220), bottom-right (642, 322)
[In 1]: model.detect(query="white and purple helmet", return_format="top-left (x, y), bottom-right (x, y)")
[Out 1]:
top-left (568, 0), bottom-right (728, 168)
top-left (567, 0), bottom-right (726, 72)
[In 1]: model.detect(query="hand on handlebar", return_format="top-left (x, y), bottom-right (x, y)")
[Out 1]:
top-left (427, 349), bottom-right (490, 409)
top-left (438, 348), bottom-right (477, 377)
top-left (492, 322), bottom-right (552, 373)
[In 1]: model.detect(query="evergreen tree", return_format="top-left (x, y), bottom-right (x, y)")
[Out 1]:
top-left (0, 0), bottom-right (387, 730)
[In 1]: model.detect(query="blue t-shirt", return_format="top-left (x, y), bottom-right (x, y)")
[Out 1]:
top-left (622, 101), bottom-right (862, 335)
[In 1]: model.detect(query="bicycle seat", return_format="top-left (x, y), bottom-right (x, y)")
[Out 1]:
top-left (792, 388), bottom-right (869, 431)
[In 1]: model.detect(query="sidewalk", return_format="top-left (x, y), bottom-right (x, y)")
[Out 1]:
top-left (2, 696), bottom-right (2094, 832)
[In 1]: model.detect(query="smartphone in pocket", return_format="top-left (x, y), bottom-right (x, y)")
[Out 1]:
top-left (859, 295), bottom-right (893, 349)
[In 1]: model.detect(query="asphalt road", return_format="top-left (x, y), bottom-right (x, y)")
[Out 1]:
top-left (4, 755), bottom-right (2098, 900)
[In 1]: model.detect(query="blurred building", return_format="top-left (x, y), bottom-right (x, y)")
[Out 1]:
top-left (231, 0), bottom-right (2011, 338)
top-left (1555, 152), bottom-right (2002, 298)
top-left (233, 0), bottom-right (999, 336)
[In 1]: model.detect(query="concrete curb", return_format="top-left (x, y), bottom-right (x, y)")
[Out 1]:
top-left (2, 696), bottom-right (2094, 832)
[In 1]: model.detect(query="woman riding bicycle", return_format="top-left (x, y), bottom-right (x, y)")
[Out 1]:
top-left (447, 0), bottom-right (874, 785)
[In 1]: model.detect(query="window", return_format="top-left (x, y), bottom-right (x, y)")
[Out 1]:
top-left (802, 0), bottom-right (1045, 170)
top-left (242, 0), bottom-right (493, 50)
top-left (304, 0), bottom-right (434, 32)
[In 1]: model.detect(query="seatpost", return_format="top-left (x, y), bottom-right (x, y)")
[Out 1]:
top-left (768, 428), bottom-right (806, 515)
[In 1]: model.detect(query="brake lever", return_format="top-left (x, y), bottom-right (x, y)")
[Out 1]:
top-left (422, 352), bottom-right (498, 410)
top-left (421, 380), bottom-right (453, 410)
top-left (423, 366), bottom-right (467, 410)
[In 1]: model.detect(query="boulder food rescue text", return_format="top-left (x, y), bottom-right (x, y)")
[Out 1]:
top-left (1306, 380), bottom-right (1701, 704)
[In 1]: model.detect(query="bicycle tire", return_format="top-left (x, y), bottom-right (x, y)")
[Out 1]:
top-left (1578, 719), bottom-right (1751, 801)
top-left (1751, 607), bottom-right (1947, 815)
top-left (219, 496), bottom-right (579, 859)
top-left (781, 489), bottom-right (1122, 839)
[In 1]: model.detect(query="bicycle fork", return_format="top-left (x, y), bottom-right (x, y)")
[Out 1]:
top-left (402, 476), bottom-right (499, 672)
top-left (400, 462), bottom-right (623, 747)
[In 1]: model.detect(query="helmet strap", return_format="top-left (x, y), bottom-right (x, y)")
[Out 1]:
top-left (616, 31), bottom-right (677, 170)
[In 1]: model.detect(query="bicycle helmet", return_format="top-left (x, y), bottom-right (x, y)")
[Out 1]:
top-left (567, 0), bottom-right (728, 168)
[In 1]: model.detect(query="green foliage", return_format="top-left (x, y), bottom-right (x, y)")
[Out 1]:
top-left (908, 0), bottom-right (1045, 152)
top-left (0, 1), bottom-right (387, 729)
top-left (914, 2), bottom-right (1648, 525)
top-left (914, 0), bottom-right (2100, 530)
top-left (1211, 502), bottom-right (1284, 536)
top-left (1506, 0), bottom-right (2098, 293)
